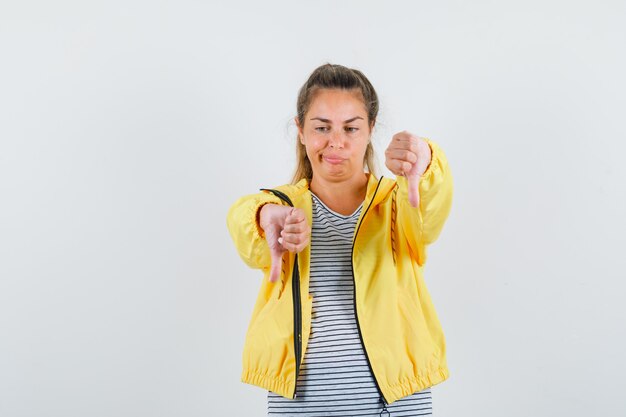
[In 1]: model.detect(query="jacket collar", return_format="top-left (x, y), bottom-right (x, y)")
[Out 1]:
top-left (292, 172), bottom-right (396, 208)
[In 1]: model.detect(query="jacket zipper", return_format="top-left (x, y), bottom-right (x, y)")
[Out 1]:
top-left (259, 188), bottom-right (302, 399)
top-left (292, 253), bottom-right (302, 398)
top-left (261, 179), bottom-right (389, 404)
top-left (351, 176), bottom-right (390, 406)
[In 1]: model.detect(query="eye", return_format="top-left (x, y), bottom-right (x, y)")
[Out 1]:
top-left (315, 126), bottom-right (329, 132)
top-left (345, 127), bottom-right (358, 132)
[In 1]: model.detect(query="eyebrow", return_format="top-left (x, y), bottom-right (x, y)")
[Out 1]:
top-left (310, 116), bottom-right (364, 123)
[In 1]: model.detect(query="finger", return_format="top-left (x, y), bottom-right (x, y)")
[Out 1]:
top-left (386, 159), bottom-right (407, 176)
top-left (392, 131), bottom-right (416, 143)
top-left (386, 149), bottom-right (417, 163)
top-left (281, 231), bottom-right (306, 247)
top-left (280, 238), bottom-right (296, 252)
top-left (286, 210), bottom-right (305, 224)
top-left (283, 240), bottom-right (307, 253)
top-left (385, 159), bottom-right (403, 176)
top-left (388, 136), bottom-right (418, 149)
top-left (407, 174), bottom-right (420, 208)
top-left (281, 233), bottom-right (310, 253)
top-left (396, 160), bottom-right (412, 173)
top-left (283, 220), bottom-right (308, 234)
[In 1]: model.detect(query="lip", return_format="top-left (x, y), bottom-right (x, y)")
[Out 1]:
top-left (322, 155), bottom-right (345, 164)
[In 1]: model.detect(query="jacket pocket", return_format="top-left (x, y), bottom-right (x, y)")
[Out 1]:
top-left (247, 297), bottom-right (280, 340)
top-left (397, 284), bottom-right (439, 358)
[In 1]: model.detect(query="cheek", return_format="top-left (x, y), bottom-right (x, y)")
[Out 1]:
top-left (306, 138), bottom-right (326, 155)
top-left (353, 140), bottom-right (368, 153)
top-left (304, 145), bottom-right (319, 162)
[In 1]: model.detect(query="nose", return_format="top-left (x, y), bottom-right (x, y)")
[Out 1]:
top-left (329, 131), bottom-right (345, 149)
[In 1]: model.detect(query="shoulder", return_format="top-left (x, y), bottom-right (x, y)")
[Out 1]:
top-left (264, 178), bottom-right (310, 199)
top-left (370, 176), bottom-right (400, 206)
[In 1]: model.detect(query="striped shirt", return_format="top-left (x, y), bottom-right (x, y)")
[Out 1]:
top-left (267, 192), bottom-right (433, 416)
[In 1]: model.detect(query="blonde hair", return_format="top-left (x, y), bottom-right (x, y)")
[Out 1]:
top-left (291, 63), bottom-right (379, 184)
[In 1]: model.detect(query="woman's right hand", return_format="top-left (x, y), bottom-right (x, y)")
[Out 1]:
top-left (259, 204), bottom-right (311, 283)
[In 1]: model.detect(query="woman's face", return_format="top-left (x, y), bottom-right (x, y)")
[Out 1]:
top-left (296, 88), bottom-right (371, 184)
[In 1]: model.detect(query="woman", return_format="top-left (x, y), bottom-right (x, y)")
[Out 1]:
top-left (227, 63), bottom-right (453, 416)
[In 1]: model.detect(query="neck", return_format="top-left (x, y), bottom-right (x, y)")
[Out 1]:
top-left (309, 172), bottom-right (369, 204)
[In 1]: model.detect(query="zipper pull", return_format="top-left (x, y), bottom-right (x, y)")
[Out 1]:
top-left (379, 395), bottom-right (390, 416)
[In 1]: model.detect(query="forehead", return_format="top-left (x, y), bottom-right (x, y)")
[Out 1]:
top-left (308, 89), bottom-right (367, 119)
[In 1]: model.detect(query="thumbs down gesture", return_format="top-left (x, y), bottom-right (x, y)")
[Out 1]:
top-left (384, 131), bottom-right (432, 208)
top-left (259, 204), bottom-right (310, 283)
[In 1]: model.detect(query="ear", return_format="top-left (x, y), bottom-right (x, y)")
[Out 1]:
top-left (295, 117), bottom-right (305, 144)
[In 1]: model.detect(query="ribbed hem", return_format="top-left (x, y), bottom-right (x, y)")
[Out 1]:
top-left (382, 366), bottom-right (450, 405)
top-left (241, 369), bottom-right (295, 399)
top-left (241, 366), bottom-right (449, 404)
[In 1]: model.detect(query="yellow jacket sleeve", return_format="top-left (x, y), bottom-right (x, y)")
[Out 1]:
top-left (226, 191), bottom-right (283, 270)
top-left (396, 138), bottom-right (454, 265)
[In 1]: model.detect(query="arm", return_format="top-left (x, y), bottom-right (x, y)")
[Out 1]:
top-left (396, 138), bottom-right (454, 265)
top-left (226, 191), bottom-right (283, 270)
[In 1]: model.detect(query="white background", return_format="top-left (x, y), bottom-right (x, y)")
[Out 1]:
top-left (1, 1), bottom-right (625, 416)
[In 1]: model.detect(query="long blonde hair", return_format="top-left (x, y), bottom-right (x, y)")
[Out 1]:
top-left (291, 63), bottom-right (379, 184)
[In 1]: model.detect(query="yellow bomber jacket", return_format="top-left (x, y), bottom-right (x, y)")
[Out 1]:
top-left (226, 138), bottom-right (454, 405)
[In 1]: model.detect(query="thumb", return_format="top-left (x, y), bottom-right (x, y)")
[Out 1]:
top-left (268, 247), bottom-right (283, 283)
top-left (264, 225), bottom-right (285, 283)
top-left (407, 173), bottom-right (420, 208)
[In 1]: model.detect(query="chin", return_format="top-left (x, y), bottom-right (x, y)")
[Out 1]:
top-left (318, 169), bottom-right (355, 182)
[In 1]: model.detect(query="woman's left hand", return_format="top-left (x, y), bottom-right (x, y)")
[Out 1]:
top-left (384, 131), bottom-right (432, 208)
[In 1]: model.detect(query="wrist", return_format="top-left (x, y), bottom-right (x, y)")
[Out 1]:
top-left (258, 203), bottom-right (280, 231)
